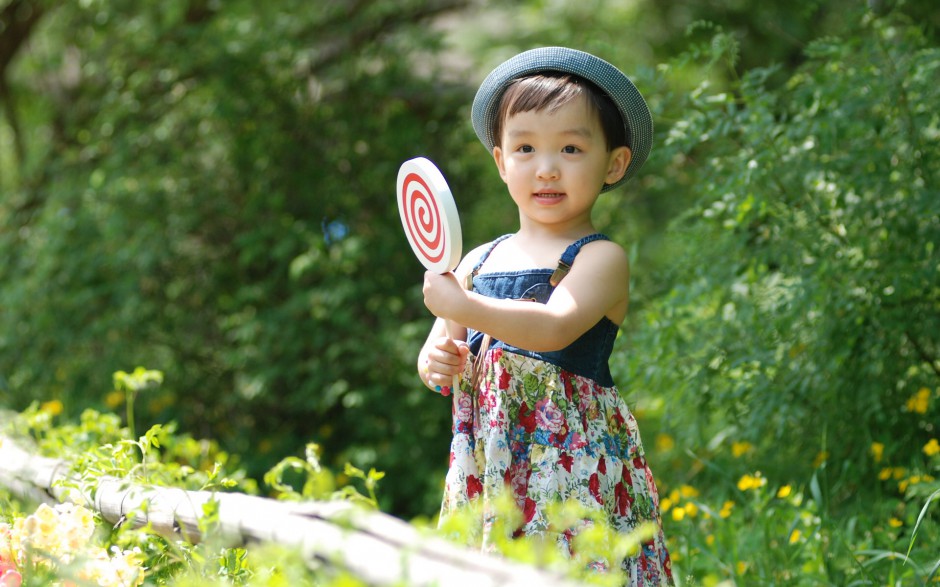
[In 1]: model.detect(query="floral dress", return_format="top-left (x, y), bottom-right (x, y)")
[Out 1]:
top-left (439, 234), bottom-right (673, 586)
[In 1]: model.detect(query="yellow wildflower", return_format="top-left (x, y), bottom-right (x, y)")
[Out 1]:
top-left (668, 488), bottom-right (681, 504)
top-left (672, 507), bottom-right (686, 522)
top-left (870, 442), bottom-right (884, 463)
top-left (656, 433), bottom-right (675, 452)
top-left (679, 485), bottom-right (700, 498)
top-left (736, 561), bottom-right (748, 575)
top-left (777, 485), bottom-right (792, 499)
top-left (737, 472), bottom-right (767, 491)
top-left (878, 467), bottom-right (893, 481)
top-left (924, 438), bottom-right (940, 457)
top-left (104, 390), bottom-right (125, 409)
top-left (40, 399), bottom-right (64, 416)
top-left (719, 501), bottom-right (735, 518)
top-left (706, 534), bottom-right (715, 546)
top-left (660, 497), bottom-right (674, 513)
top-left (731, 441), bottom-right (753, 458)
top-left (789, 529), bottom-right (801, 544)
top-left (906, 387), bottom-right (931, 414)
top-left (684, 502), bottom-right (699, 518)
top-left (888, 517), bottom-right (903, 528)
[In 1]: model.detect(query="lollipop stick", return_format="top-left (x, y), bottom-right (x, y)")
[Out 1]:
top-left (444, 320), bottom-right (460, 394)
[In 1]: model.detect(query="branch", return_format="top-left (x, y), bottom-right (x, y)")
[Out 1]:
top-left (0, 0), bottom-right (47, 169)
top-left (307, 0), bottom-right (472, 75)
top-left (0, 434), bottom-right (584, 587)
top-left (184, 0), bottom-right (217, 24)
top-left (0, 0), bottom-right (46, 74)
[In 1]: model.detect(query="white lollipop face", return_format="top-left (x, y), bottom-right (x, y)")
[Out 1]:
top-left (397, 157), bottom-right (462, 274)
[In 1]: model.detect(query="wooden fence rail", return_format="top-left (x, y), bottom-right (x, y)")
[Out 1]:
top-left (0, 434), bottom-right (581, 587)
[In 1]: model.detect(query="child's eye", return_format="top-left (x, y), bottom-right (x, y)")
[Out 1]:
top-left (518, 145), bottom-right (534, 153)
top-left (562, 145), bottom-right (581, 154)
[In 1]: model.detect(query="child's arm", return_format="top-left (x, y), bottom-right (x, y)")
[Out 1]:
top-left (423, 240), bottom-right (629, 352)
top-left (416, 244), bottom-right (489, 391)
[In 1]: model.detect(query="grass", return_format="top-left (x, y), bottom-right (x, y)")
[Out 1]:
top-left (650, 434), bottom-right (940, 586)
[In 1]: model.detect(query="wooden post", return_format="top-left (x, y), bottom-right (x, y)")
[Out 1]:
top-left (0, 435), bottom-right (583, 587)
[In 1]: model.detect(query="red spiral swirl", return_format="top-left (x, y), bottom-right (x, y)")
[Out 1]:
top-left (401, 172), bottom-right (445, 264)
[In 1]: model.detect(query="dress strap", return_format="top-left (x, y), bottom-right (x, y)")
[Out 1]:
top-left (550, 233), bottom-right (609, 286)
top-left (465, 234), bottom-right (513, 290)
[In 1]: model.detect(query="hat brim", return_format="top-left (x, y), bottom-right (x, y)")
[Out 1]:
top-left (471, 47), bottom-right (653, 192)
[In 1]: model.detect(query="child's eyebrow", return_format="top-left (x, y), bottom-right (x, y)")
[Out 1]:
top-left (560, 127), bottom-right (594, 138)
top-left (507, 127), bottom-right (594, 139)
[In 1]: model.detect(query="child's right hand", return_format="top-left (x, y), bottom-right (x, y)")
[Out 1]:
top-left (421, 336), bottom-right (470, 394)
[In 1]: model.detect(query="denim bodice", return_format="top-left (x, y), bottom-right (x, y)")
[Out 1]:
top-left (466, 234), bottom-right (619, 387)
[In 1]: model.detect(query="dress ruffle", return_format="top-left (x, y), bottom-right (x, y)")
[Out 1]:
top-left (440, 347), bottom-right (673, 585)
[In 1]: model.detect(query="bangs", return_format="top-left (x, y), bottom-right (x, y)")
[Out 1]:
top-left (493, 73), bottom-right (627, 150)
top-left (501, 74), bottom-right (583, 118)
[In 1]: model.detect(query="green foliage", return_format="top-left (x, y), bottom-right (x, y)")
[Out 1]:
top-left (656, 457), bottom-right (940, 584)
top-left (620, 12), bottom-right (940, 585)
top-left (6, 394), bottom-right (251, 495)
top-left (0, 396), bottom-right (392, 585)
top-left (627, 14), bottom-right (940, 491)
top-left (262, 441), bottom-right (384, 508)
top-left (3, 399), bottom-right (660, 586)
top-left (6, 388), bottom-right (935, 585)
top-left (113, 366), bottom-right (164, 440)
top-left (436, 492), bottom-right (659, 586)
top-left (0, 0), bottom-right (494, 517)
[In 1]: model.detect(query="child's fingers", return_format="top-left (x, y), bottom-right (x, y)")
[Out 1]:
top-left (432, 336), bottom-right (461, 355)
top-left (426, 353), bottom-right (463, 376)
top-left (423, 337), bottom-right (469, 394)
top-left (424, 359), bottom-right (461, 395)
top-left (430, 338), bottom-right (469, 367)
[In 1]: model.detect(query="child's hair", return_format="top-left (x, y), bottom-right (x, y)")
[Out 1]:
top-left (492, 73), bottom-right (628, 152)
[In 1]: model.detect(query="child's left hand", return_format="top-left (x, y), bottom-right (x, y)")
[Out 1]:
top-left (422, 271), bottom-right (465, 319)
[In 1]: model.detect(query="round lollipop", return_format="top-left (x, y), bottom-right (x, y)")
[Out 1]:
top-left (397, 157), bottom-right (463, 396)
top-left (397, 157), bottom-right (462, 275)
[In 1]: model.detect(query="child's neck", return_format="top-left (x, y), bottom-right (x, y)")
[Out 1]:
top-left (516, 216), bottom-right (597, 243)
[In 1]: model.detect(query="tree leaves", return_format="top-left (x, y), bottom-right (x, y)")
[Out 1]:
top-left (627, 15), bottom-right (940, 489)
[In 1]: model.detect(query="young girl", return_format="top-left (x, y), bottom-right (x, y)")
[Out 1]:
top-left (417, 47), bottom-right (672, 585)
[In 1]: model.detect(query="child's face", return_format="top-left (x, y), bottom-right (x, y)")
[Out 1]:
top-left (492, 94), bottom-right (631, 232)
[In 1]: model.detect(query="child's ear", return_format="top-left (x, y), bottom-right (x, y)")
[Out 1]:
top-left (493, 146), bottom-right (508, 183)
top-left (605, 146), bottom-right (632, 185)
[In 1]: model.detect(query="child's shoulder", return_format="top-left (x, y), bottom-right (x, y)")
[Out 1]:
top-left (576, 237), bottom-right (630, 272)
top-left (454, 237), bottom-right (508, 276)
top-left (461, 238), bottom-right (505, 265)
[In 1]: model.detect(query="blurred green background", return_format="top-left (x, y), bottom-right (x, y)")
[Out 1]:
top-left (0, 0), bottom-right (937, 551)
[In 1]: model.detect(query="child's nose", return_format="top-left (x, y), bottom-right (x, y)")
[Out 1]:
top-left (536, 156), bottom-right (560, 180)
